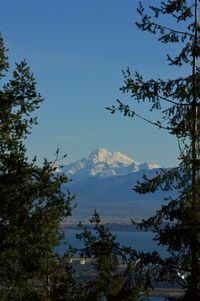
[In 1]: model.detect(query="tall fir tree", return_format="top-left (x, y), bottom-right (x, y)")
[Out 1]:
top-left (107, 0), bottom-right (200, 299)
top-left (76, 211), bottom-right (150, 301)
top-left (0, 34), bottom-right (74, 300)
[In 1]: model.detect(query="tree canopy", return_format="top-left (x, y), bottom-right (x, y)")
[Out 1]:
top-left (0, 34), bottom-right (74, 300)
top-left (76, 211), bottom-right (149, 301)
top-left (107, 1), bottom-right (200, 299)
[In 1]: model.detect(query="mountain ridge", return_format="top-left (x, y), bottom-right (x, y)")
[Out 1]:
top-left (61, 147), bottom-right (161, 181)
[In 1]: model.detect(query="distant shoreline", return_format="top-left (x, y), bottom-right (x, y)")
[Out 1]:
top-left (61, 222), bottom-right (151, 232)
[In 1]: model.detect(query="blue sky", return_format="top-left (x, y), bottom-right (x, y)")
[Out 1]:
top-left (0, 0), bottom-right (184, 167)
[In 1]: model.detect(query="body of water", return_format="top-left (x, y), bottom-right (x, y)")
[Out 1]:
top-left (58, 229), bottom-right (169, 301)
top-left (59, 228), bottom-right (167, 258)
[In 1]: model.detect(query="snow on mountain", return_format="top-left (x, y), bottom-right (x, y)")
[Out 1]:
top-left (87, 148), bottom-right (134, 165)
top-left (139, 162), bottom-right (161, 170)
top-left (59, 148), bottom-right (166, 223)
top-left (61, 148), bottom-right (160, 181)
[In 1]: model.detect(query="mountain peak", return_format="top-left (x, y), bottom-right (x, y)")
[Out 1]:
top-left (61, 147), bottom-right (160, 181)
top-left (88, 148), bottom-right (134, 165)
top-left (88, 148), bottom-right (112, 162)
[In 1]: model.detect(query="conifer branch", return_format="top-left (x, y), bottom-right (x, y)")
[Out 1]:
top-left (150, 21), bottom-right (194, 37)
top-left (158, 94), bottom-right (190, 106)
top-left (106, 100), bottom-right (172, 131)
top-left (132, 110), bottom-right (171, 130)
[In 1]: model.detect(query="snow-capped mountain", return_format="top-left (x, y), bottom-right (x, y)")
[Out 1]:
top-left (62, 148), bottom-right (160, 181)
top-left (59, 148), bottom-right (166, 223)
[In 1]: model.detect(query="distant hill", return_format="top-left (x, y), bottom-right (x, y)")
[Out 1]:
top-left (58, 148), bottom-right (173, 224)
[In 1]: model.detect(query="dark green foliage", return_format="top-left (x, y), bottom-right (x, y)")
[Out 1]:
top-left (76, 211), bottom-right (150, 301)
top-left (107, 1), bottom-right (200, 300)
top-left (0, 35), bottom-right (74, 300)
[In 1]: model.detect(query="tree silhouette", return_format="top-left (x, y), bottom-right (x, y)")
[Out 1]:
top-left (0, 34), bottom-right (74, 300)
top-left (107, 1), bottom-right (200, 299)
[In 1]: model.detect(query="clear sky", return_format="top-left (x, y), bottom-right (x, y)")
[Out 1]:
top-left (0, 0), bottom-right (185, 167)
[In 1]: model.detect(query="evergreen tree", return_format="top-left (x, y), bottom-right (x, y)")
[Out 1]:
top-left (0, 34), bottom-right (74, 300)
top-left (107, 0), bottom-right (200, 299)
top-left (76, 211), bottom-right (149, 301)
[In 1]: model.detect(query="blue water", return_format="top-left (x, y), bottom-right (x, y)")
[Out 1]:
top-left (59, 229), bottom-right (168, 258)
top-left (58, 229), bottom-right (168, 301)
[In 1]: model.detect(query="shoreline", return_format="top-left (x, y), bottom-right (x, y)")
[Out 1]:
top-left (61, 222), bottom-right (151, 232)
top-left (149, 287), bottom-right (184, 298)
